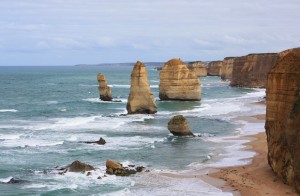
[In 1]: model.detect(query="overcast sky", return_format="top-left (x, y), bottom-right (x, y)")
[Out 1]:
top-left (0, 0), bottom-right (299, 65)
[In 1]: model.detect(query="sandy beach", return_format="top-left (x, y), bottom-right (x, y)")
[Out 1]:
top-left (206, 115), bottom-right (298, 195)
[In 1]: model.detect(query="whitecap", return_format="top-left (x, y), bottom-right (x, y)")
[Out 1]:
top-left (0, 109), bottom-right (18, 113)
top-left (0, 177), bottom-right (14, 183)
top-left (150, 85), bottom-right (159, 88)
top-left (82, 98), bottom-right (127, 103)
top-left (0, 139), bottom-right (64, 148)
top-left (46, 101), bottom-right (58, 105)
top-left (0, 134), bottom-right (22, 140)
top-left (109, 84), bottom-right (130, 88)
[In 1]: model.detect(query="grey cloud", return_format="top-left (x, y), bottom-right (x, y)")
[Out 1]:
top-left (0, 0), bottom-right (299, 65)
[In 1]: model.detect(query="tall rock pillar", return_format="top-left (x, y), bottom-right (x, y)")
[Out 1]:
top-left (126, 61), bottom-right (157, 114)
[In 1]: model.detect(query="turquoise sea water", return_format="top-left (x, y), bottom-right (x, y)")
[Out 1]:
top-left (0, 65), bottom-right (265, 195)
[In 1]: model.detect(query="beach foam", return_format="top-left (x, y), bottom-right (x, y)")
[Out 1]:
top-left (0, 109), bottom-right (18, 112)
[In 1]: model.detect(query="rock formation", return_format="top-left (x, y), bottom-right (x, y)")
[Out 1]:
top-left (126, 61), bottom-right (157, 114)
top-left (187, 61), bottom-right (207, 77)
top-left (97, 73), bottom-right (112, 101)
top-left (207, 61), bottom-right (222, 76)
top-left (220, 57), bottom-right (236, 80)
top-left (265, 48), bottom-right (300, 193)
top-left (230, 53), bottom-right (278, 88)
top-left (159, 58), bottom-right (201, 101)
top-left (167, 115), bottom-right (194, 136)
top-left (68, 160), bottom-right (95, 173)
top-left (0, 178), bottom-right (29, 184)
top-left (85, 137), bottom-right (106, 145)
top-left (106, 160), bottom-right (145, 176)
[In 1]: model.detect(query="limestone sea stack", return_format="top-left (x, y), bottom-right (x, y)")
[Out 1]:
top-left (168, 115), bottom-right (194, 136)
top-left (97, 73), bottom-right (112, 101)
top-left (159, 58), bottom-right (201, 101)
top-left (207, 61), bottom-right (222, 76)
top-left (187, 61), bottom-right (207, 77)
top-left (220, 57), bottom-right (236, 80)
top-left (126, 61), bottom-right (157, 114)
top-left (265, 48), bottom-right (300, 193)
top-left (230, 53), bottom-right (278, 88)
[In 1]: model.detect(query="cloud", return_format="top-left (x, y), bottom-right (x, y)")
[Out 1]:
top-left (0, 0), bottom-right (300, 65)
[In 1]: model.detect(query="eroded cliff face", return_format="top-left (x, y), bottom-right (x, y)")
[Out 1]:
top-left (187, 61), bottom-right (207, 77)
top-left (159, 58), bottom-right (201, 101)
top-left (220, 57), bottom-right (236, 80)
top-left (126, 61), bottom-right (157, 114)
top-left (230, 53), bottom-right (278, 88)
top-left (207, 61), bottom-right (222, 76)
top-left (97, 73), bottom-right (112, 101)
top-left (265, 48), bottom-right (300, 193)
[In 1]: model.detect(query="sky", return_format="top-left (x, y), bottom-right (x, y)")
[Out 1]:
top-left (0, 0), bottom-right (299, 65)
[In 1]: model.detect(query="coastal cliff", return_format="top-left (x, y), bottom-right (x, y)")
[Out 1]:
top-left (230, 53), bottom-right (278, 88)
top-left (220, 57), bottom-right (235, 80)
top-left (97, 73), bottom-right (112, 101)
top-left (265, 48), bottom-right (300, 193)
top-left (187, 61), bottom-right (207, 77)
top-left (159, 58), bottom-right (201, 101)
top-left (126, 61), bottom-right (157, 114)
top-left (207, 61), bottom-right (222, 76)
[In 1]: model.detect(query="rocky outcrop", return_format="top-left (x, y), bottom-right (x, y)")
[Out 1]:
top-left (230, 53), bottom-right (278, 88)
top-left (265, 48), bottom-right (300, 193)
top-left (220, 57), bottom-right (236, 80)
top-left (85, 137), bottom-right (106, 145)
top-left (97, 73), bottom-right (112, 101)
top-left (167, 115), bottom-right (194, 136)
top-left (159, 58), bottom-right (201, 101)
top-left (207, 61), bottom-right (222, 76)
top-left (0, 178), bottom-right (29, 184)
top-left (126, 61), bottom-right (157, 114)
top-left (68, 160), bottom-right (95, 172)
top-left (106, 160), bottom-right (145, 176)
top-left (187, 61), bottom-right (207, 77)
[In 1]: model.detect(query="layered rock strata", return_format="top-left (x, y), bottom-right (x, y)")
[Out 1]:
top-left (167, 115), bottom-right (194, 136)
top-left (126, 61), bottom-right (157, 114)
top-left (159, 58), bottom-right (201, 101)
top-left (230, 53), bottom-right (278, 88)
top-left (207, 61), bottom-right (222, 76)
top-left (220, 57), bottom-right (236, 80)
top-left (187, 61), bottom-right (207, 77)
top-left (97, 73), bottom-right (112, 101)
top-left (265, 48), bottom-right (300, 193)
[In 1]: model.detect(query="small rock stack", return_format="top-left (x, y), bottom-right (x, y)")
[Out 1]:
top-left (97, 73), bottom-right (112, 101)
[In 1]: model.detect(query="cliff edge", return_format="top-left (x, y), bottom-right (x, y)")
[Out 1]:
top-left (265, 48), bottom-right (300, 193)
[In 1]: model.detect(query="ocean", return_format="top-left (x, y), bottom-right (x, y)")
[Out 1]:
top-left (0, 64), bottom-right (266, 196)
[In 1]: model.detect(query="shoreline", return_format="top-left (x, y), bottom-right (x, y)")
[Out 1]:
top-left (204, 115), bottom-right (298, 195)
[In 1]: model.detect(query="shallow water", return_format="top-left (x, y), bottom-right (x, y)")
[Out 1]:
top-left (0, 65), bottom-right (265, 195)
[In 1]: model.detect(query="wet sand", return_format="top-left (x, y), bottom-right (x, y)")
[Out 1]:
top-left (207, 130), bottom-right (298, 195)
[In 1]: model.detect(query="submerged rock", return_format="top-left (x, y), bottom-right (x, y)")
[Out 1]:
top-left (126, 61), bottom-right (157, 114)
top-left (85, 137), bottom-right (106, 145)
top-left (265, 48), bottom-right (300, 194)
top-left (106, 159), bottom-right (145, 176)
top-left (68, 160), bottom-right (95, 173)
top-left (0, 178), bottom-right (29, 184)
top-left (97, 73), bottom-right (112, 101)
top-left (167, 115), bottom-right (194, 136)
top-left (159, 58), bottom-right (201, 101)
